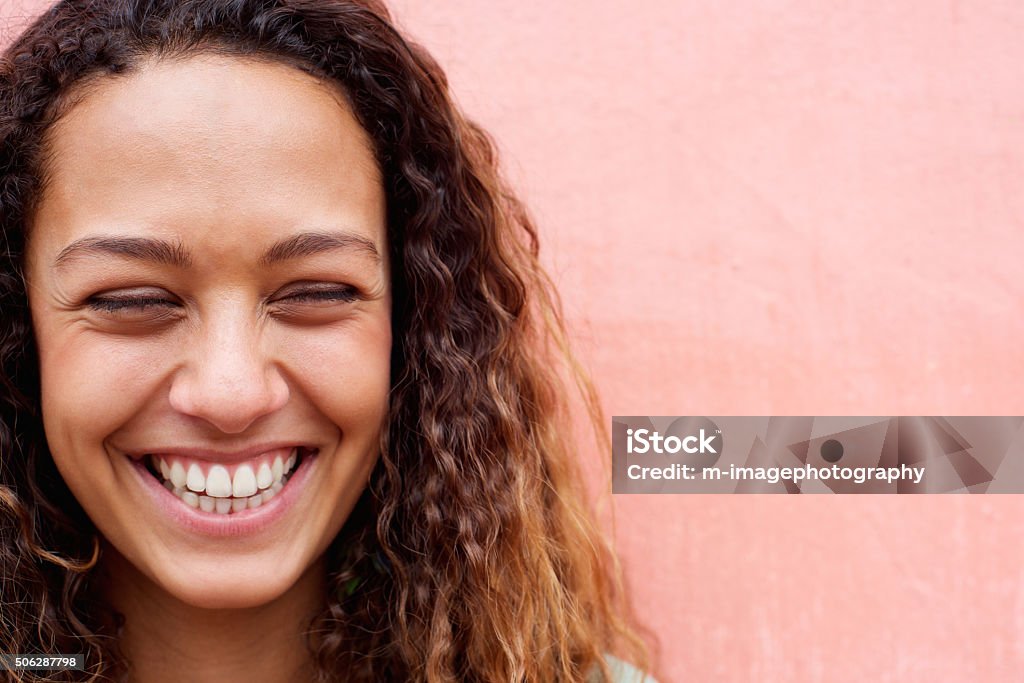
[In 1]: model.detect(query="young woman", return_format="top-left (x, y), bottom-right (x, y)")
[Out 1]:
top-left (0, 1), bottom-right (655, 680)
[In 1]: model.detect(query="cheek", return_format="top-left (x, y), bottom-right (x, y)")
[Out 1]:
top-left (37, 329), bottom-right (176, 454)
top-left (33, 308), bottom-right (393, 454)
top-left (32, 324), bottom-right (176, 522)
top-left (278, 314), bottom-right (392, 436)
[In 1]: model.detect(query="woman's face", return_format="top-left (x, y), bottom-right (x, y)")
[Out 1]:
top-left (25, 55), bottom-right (391, 608)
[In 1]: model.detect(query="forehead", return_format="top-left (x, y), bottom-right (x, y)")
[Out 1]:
top-left (31, 53), bottom-right (385, 262)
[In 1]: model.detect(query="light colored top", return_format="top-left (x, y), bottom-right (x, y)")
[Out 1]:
top-left (601, 654), bottom-right (659, 683)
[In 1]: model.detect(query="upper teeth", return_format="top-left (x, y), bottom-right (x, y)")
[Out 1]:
top-left (152, 448), bottom-right (299, 499)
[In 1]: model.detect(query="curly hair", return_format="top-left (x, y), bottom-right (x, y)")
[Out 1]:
top-left (0, 1), bottom-right (650, 681)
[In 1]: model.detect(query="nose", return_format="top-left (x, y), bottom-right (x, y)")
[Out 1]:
top-left (168, 310), bottom-right (289, 434)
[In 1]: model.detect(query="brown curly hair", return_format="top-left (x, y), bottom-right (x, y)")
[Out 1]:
top-left (0, 1), bottom-right (651, 680)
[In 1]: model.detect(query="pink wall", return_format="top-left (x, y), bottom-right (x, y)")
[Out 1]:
top-left (5, 2), bottom-right (1024, 681)
top-left (385, 4), bottom-right (1024, 681)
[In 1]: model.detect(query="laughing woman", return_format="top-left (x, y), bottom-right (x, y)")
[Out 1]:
top-left (0, 1), bottom-right (654, 681)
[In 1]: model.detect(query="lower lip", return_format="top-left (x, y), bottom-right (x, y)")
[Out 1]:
top-left (127, 449), bottom-right (319, 538)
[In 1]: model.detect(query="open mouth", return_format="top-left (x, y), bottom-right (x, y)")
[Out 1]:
top-left (142, 446), bottom-right (316, 514)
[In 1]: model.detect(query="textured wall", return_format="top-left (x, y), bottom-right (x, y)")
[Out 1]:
top-left (4, 2), bottom-right (1024, 681)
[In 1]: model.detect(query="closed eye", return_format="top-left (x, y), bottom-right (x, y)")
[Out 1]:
top-left (83, 285), bottom-right (360, 318)
top-left (281, 286), bottom-right (359, 304)
top-left (87, 295), bottom-right (178, 313)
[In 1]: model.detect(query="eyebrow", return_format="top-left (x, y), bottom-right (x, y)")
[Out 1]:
top-left (258, 231), bottom-right (380, 267)
top-left (53, 230), bottom-right (381, 269)
top-left (54, 236), bottom-right (193, 269)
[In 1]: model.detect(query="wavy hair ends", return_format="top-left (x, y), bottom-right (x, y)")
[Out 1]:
top-left (0, 1), bottom-right (650, 680)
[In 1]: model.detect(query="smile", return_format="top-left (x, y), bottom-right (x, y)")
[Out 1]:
top-left (142, 446), bottom-right (316, 515)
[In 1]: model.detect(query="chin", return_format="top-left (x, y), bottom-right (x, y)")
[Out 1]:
top-left (152, 551), bottom-right (313, 610)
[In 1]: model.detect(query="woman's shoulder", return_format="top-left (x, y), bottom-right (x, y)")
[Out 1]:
top-left (593, 654), bottom-right (660, 683)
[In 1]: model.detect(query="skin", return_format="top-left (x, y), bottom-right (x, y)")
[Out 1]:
top-left (25, 55), bottom-right (391, 681)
